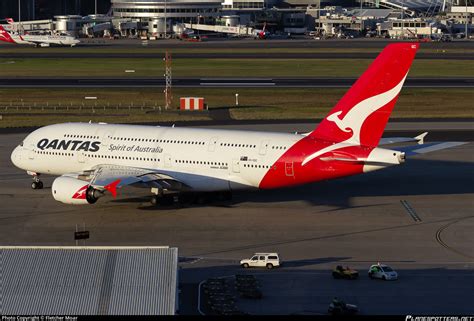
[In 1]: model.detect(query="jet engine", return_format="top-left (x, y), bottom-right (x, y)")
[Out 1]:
top-left (51, 176), bottom-right (102, 205)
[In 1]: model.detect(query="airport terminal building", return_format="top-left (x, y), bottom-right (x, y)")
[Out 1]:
top-left (111, 0), bottom-right (223, 23)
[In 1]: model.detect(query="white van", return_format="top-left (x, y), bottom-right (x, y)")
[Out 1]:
top-left (240, 253), bottom-right (280, 269)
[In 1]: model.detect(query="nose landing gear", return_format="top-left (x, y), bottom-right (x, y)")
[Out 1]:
top-left (30, 174), bottom-right (43, 190)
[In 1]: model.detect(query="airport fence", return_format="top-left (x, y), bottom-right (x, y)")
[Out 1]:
top-left (0, 101), bottom-right (172, 113)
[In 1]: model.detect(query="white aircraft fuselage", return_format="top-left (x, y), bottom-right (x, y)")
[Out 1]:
top-left (11, 122), bottom-right (306, 192)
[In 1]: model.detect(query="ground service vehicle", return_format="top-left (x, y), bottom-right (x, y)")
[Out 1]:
top-left (328, 297), bottom-right (359, 315)
top-left (332, 265), bottom-right (359, 279)
top-left (240, 253), bottom-right (280, 269)
top-left (368, 263), bottom-right (398, 280)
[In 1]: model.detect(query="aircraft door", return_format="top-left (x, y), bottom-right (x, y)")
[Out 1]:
top-left (285, 161), bottom-right (294, 177)
top-left (259, 140), bottom-right (269, 156)
top-left (102, 130), bottom-right (114, 148)
top-left (232, 159), bottom-right (240, 173)
top-left (77, 151), bottom-right (87, 164)
top-left (208, 137), bottom-right (218, 152)
top-left (28, 144), bottom-right (35, 160)
top-left (164, 154), bottom-right (172, 168)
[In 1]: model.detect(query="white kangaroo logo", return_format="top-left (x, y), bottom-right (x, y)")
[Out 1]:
top-left (302, 72), bottom-right (408, 166)
top-left (326, 111), bottom-right (351, 133)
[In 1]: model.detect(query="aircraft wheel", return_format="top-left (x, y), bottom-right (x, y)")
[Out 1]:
top-left (31, 181), bottom-right (43, 189)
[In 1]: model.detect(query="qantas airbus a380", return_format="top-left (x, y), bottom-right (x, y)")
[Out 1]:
top-left (10, 43), bottom-right (465, 206)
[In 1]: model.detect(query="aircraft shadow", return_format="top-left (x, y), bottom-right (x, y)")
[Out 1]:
top-left (110, 158), bottom-right (474, 210)
top-left (230, 158), bottom-right (474, 208)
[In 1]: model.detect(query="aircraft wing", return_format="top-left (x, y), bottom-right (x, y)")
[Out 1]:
top-left (398, 141), bottom-right (468, 157)
top-left (85, 164), bottom-right (190, 196)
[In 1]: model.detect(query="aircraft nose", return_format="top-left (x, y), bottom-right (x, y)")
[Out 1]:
top-left (11, 146), bottom-right (21, 168)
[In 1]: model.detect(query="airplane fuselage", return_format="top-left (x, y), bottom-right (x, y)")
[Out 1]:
top-left (11, 123), bottom-right (402, 192)
top-left (15, 34), bottom-right (80, 46)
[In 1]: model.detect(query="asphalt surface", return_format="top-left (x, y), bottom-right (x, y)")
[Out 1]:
top-left (0, 122), bottom-right (473, 315)
top-left (1, 52), bottom-right (472, 60)
top-left (2, 77), bottom-right (473, 88)
top-left (1, 37), bottom-right (473, 50)
top-left (55, 37), bottom-right (474, 49)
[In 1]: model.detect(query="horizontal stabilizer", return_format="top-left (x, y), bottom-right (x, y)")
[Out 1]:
top-left (399, 142), bottom-right (468, 157)
top-left (379, 132), bottom-right (428, 146)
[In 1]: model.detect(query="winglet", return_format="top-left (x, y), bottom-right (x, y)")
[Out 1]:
top-left (415, 132), bottom-right (428, 145)
top-left (104, 179), bottom-right (121, 198)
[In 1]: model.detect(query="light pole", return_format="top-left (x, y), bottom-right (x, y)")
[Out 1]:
top-left (465, 0), bottom-right (469, 39)
top-left (95, 0), bottom-right (98, 15)
top-left (401, 0), bottom-right (405, 39)
top-left (164, 0), bottom-right (167, 39)
top-left (18, 0), bottom-right (21, 23)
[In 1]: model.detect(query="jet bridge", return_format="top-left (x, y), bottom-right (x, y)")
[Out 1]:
top-left (183, 23), bottom-right (254, 36)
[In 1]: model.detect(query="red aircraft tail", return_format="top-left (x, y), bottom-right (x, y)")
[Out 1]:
top-left (0, 25), bottom-right (16, 43)
top-left (311, 42), bottom-right (419, 147)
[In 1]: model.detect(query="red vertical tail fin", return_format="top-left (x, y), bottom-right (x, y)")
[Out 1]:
top-left (0, 25), bottom-right (16, 43)
top-left (311, 43), bottom-right (419, 147)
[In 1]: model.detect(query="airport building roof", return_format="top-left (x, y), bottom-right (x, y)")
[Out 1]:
top-left (0, 246), bottom-right (179, 315)
top-left (350, 8), bottom-right (393, 18)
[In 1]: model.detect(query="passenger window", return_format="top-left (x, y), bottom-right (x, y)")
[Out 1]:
top-left (251, 256), bottom-right (258, 261)
top-left (259, 256), bottom-right (265, 261)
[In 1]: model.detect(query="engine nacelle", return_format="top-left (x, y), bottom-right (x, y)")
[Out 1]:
top-left (52, 176), bottom-right (102, 205)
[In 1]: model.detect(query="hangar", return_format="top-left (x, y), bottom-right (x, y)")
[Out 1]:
top-left (0, 246), bottom-right (179, 315)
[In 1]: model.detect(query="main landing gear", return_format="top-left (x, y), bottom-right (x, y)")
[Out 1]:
top-left (150, 191), bottom-right (233, 207)
top-left (30, 174), bottom-right (43, 190)
top-left (150, 194), bottom-right (177, 206)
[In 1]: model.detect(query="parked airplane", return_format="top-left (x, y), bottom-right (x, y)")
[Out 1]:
top-left (10, 43), bottom-right (465, 206)
top-left (0, 24), bottom-right (80, 47)
top-left (254, 22), bottom-right (270, 39)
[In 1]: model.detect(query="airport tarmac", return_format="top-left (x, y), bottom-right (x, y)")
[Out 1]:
top-left (1, 52), bottom-right (473, 60)
top-left (0, 123), bottom-right (473, 315)
top-left (3, 37), bottom-right (473, 50)
top-left (2, 77), bottom-right (472, 88)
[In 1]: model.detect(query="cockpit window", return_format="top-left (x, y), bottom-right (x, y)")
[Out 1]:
top-left (20, 141), bottom-right (24, 147)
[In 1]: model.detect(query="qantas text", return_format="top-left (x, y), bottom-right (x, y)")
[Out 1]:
top-left (37, 139), bottom-right (100, 152)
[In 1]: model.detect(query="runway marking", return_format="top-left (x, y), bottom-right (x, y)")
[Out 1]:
top-left (197, 280), bottom-right (206, 315)
top-left (200, 78), bottom-right (273, 81)
top-left (400, 200), bottom-right (422, 222)
top-left (435, 217), bottom-right (474, 260)
top-left (200, 82), bottom-right (275, 86)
